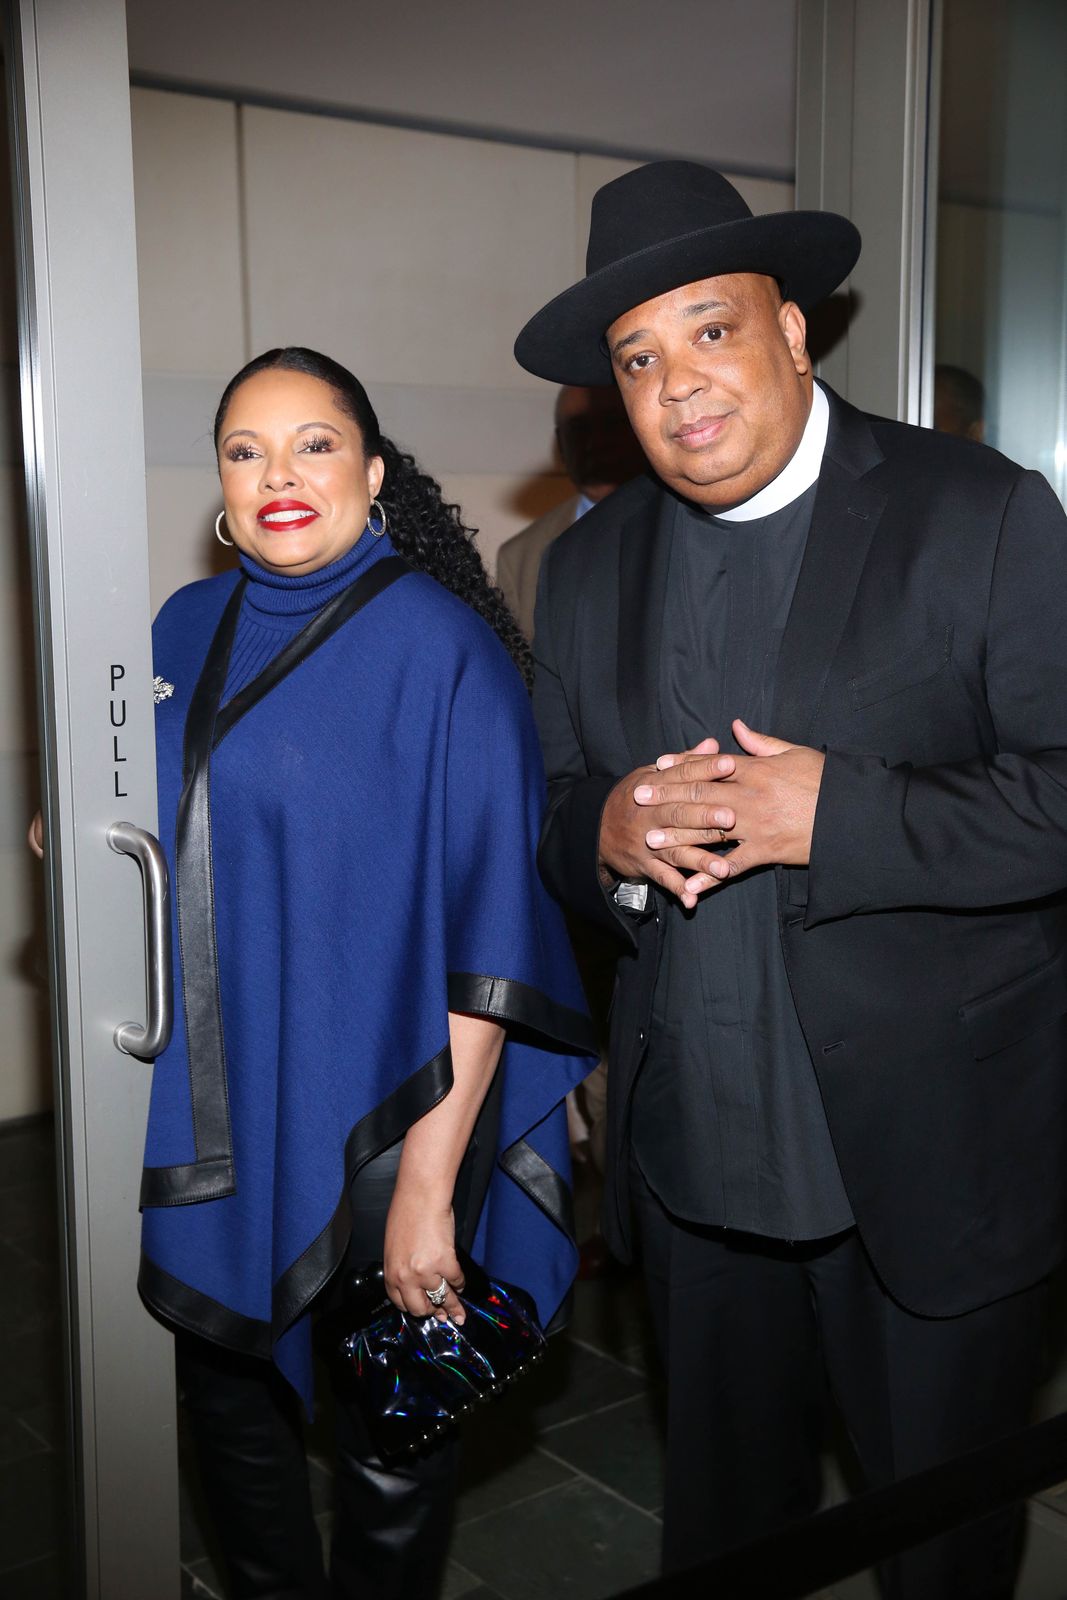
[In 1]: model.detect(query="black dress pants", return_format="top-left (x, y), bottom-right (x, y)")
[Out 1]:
top-left (177, 1142), bottom-right (463, 1600)
top-left (632, 1165), bottom-right (1048, 1599)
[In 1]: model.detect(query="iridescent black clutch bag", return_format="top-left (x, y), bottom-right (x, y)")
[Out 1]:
top-left (328, 1253), bottom-right (547, 1458)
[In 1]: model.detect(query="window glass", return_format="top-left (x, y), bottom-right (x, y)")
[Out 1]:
top-left (935, 0), bottom-right (1067, 502)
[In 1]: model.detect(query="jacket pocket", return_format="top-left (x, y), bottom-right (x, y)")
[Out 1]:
top-left (959, 947), bottom-right (1067, 1060)
top-left (849, 624), bottom-right (954, 711)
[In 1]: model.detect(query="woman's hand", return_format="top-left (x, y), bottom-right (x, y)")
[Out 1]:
top-left (27, 811), bottom-right (44, 860)
top-left (382, 1186), bottom-right (466, 1324)
top-left (381, 1011), bottom-right (504, 1325)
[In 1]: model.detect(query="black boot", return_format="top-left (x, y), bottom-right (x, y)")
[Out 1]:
top-left (177, 1334), bottom-right (330, 1600)
top-left (330, 1397), bottom-right (459, 1600)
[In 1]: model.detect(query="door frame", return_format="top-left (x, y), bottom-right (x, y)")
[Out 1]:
top-left (4, 1), bottom-right (179, 1593)
top-left (795, 0), bottom-right (942, 424)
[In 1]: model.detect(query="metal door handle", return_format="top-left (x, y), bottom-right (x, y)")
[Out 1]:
top-left (107, 822), bottom-right (173, 1058)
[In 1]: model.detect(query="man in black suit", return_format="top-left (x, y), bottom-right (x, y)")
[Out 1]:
top-left (514, 162), bottom-right (1067, 1598)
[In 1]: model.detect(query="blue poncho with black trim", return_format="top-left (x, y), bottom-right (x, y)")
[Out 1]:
top-left (139, 530), bottom-right (597, 1406)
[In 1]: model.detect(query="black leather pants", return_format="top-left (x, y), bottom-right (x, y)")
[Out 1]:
top-left (176, 1141), bottom-right (466, 1600)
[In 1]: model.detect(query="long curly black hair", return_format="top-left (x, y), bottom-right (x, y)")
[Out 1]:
top-left (213, 347), bottom-right (532, 687)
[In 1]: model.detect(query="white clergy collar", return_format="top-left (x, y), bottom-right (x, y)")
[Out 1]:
top-left (714, 381), bottom-right (829, 522)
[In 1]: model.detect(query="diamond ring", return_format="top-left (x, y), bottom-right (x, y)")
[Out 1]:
top-left (426, 1277), bottom-right (449, 1308)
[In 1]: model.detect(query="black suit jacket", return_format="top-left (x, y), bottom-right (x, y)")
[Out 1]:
top-left (533, 386), bottom-right (1067, 1317)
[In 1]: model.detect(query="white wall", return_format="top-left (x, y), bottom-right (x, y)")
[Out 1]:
top-left (131, 88), bottom-right (246, 613)
top-left (0, 55), bottom-right (796, 1124)
top-left (133, 89), bottom-right (794, 607)
top-left (126, 0), bottom-right (798, 181)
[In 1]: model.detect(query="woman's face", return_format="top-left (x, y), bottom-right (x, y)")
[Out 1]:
top-left (217, 369), bottom-right (385, 576)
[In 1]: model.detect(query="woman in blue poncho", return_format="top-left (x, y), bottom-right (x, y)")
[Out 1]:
top-left (140, 347), bottom-right (596, 1599)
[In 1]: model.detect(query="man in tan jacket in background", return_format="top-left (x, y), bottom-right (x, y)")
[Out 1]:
top-left (496, 383), bottom-right (643, 639)
top-left (497, 383), bottom-right (642, 1271)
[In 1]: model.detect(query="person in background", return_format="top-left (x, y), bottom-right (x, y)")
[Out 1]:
top-left (38, 346), bottom-right (595, 1600)
top-left (516, 159), bottom-right (1067, 1598)
top-left (496, 383), bottom-right (644, 641)
top-left (933, 362), bottom-right (986, 441)
top-left (497, 385), bottom-right (644, 1274)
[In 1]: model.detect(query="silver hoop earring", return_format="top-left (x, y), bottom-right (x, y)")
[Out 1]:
top-left (368, 498), bottom-right (387, 538)
top-left (215, 510), bottom-right (234, 547)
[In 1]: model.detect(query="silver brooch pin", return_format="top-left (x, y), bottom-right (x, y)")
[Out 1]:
top-left (153, 676), bottom-right (175, 704)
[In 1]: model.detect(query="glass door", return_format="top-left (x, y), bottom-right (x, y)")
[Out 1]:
top-left (933, 0), bottom-right (1067, 502)
top-left (2, 1), bottom-right (179, 1594)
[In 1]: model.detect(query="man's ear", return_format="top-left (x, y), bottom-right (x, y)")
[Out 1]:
top-left (780, 299), bottom-right (810, 377)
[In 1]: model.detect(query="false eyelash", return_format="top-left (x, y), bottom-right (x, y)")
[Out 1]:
top-left (225, 443), bottom-right (258, 462)
top-left (300, 433), bottom-right (335, 453)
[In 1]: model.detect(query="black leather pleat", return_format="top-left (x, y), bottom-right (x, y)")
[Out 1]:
top-left (141, 556), bottom-right (410, 1210)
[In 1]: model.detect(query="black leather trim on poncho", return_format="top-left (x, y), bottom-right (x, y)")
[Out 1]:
top-left (138, 1253), bottom-right (272, 1358)
top-left (446, 969), bottom-right (597, 1250)
top-left (446, 971), bottom-right (598, 1058)
top-left (139, 967), bottom-right (587, 1359)
top-left (139, 1044), bottom-right (453, 1355)
top-left (271, 1044), bottom-right (455, 1331)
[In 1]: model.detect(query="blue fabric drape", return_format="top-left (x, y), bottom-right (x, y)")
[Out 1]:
top-left (140, 535), bottom-right (596, 1404)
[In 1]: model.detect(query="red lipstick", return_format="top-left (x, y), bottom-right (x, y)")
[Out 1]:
top-left (257, 498), bottom-right (320, 531)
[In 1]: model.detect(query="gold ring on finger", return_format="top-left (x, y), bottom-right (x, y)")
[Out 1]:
top-left (716, 827), bottom-right (728, 844)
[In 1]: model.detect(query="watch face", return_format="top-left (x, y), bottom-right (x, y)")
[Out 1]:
top-left (615, 880), bottom-right (650, 913)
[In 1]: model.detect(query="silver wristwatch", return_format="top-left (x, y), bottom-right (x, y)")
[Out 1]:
top-left (613, 878), bottom-right (651, 914)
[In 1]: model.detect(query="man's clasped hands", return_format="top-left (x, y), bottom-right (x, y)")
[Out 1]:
top-left (598, 719), bottom-right (827, 911)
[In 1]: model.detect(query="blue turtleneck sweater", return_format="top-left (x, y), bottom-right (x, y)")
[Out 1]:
top-left (223, 531), bottom-right (382, 704)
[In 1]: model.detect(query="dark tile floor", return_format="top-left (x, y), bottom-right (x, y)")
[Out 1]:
top-left (177, 1164), bottom-right (667, 1600)
top-left (0, 1116), bottom-right (71, 1600)
top-left (7, 1114), bottom-right (1067, 1600)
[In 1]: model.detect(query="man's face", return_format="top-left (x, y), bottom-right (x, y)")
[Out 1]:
top-left (606, 272), bottom-right (812, 509)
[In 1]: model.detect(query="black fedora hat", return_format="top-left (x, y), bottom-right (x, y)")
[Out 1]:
top-left (514, 161), bottom-right (861, 385)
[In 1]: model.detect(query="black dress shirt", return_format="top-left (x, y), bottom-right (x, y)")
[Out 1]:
top-left (631, 482), bottom-right (854, 1239)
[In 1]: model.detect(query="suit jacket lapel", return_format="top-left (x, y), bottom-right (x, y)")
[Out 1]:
top-left (773, 390), bottom-right (887, 745)
top-left (616, 486), bottom-right (675, 767)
